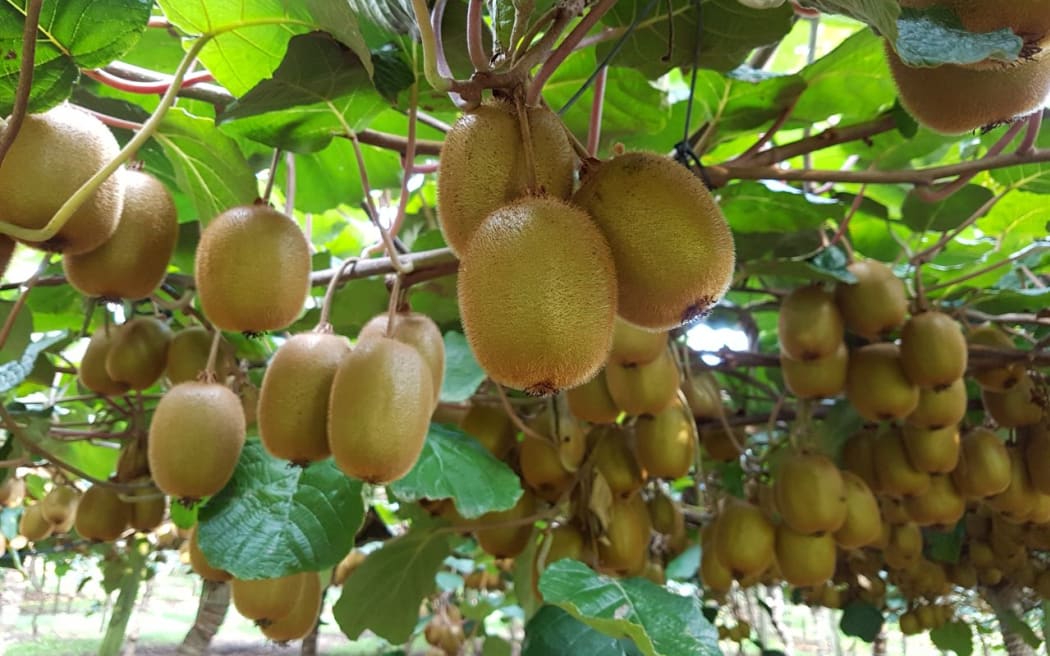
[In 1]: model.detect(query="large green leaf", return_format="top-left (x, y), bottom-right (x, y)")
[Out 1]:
top-left (893, 5), bottom-right (1022, 67)
top-left (720, 181), bottom-right (844, 233)
top-left (991, 128), bottom-right (1050, 194)
top-left (332, 527), bottom-right (453, 643)
top-left (523, 606), bottom-right (646, 656)
top-left (0, 0), bottom-right (151, 114)
top-left (930, 621), bottom-right (973, 656)
top-left (925, 522), bottom-right (964, 564)
top-left (901, 185), bottom-right (994, 233)
top-left (153, 107), bottom-right (258, 222)
top-left (390, 423), bottom-right (523, 518)
top-left (538, 560), bottom-right (720, 656)
top-left (277, 137), bottom-right (402, 214)
top-left (840, 600), bottom-right (884, 643)
top-left (220, 33), bottom-right (408, 152)
top-left (439, 331), bottom-right (485, 403)
top-left (197, 442), bottom-right (366, 579)
top-left (796, 0), bottom-right (899, 42)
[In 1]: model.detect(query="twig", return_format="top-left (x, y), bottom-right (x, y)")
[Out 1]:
top-left (736, 101), bottom-right (798, 161)
top-left (317, 259), bottom-right (358, 330)
top-left (0, 253), bottom-right (51, 351)
top-left (727, 116), bottom-right (896, 167)
top-left (467, 0), bottom-right (490, 72)
top-left (911, 192), bottom-right (1008, 264)
top-left (586, 67), bottom-right (607, 156)
top-left (0, 0), bottom-right (44, 169)
top-left (527, 0), bottom-right (614, 105)
top-left (81, 68), bottom-right (215, 95)
top-left (83, 109), bottom-right (145, 132)
top-left (261, 149), bottom-right (282, 204)
top-left (494, 384), bottom-right (548, 442)
top-left (914, 121), bottom-right (1024, 202)
top-left (1016, 112), bottom-right (1043, 155)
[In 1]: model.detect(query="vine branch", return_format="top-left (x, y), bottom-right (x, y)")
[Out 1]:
top-left (0, 0), bottom-right (44, 170)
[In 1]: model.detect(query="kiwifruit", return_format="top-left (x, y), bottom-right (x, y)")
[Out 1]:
top-left (609, 318), bottom-right (667, 366)
top-left (899, 311), bottom-right (967, 389)
top-left (873, 427), bottom-right (931, 498)
top-left (885, 41), bottom-right (1050, 134)
top-left (0, 236), bottom-right (14, 281)
top-left (0, 104), bottom-right (124, 254)
top-left (105, 316), bottom-right (173, 390)
top-left (700, 426), bottom-right (746, 462)
top-left (777, 285), bottom-right (844, 361)
top-left (951, 427), bottom-right (1011, 498)
top-left (529, 403), bottom-right (587, 472)
top-left (165, 326), bottom-right (236, 385)
top-left (883, 522), bottom-right (923, 570)
top-left (901, 423), bottom-right (960, 473)
top-left (80, 325), bottom-right (129, 396)
top-left (0, 476), bottom-right (25, 508)
top-left (774, 452), bottom-right (847, 535)
top-left (596, 492), bottom-right (652, 575)
top-left (846, 343), bottom-right (920, 421)
top-left (968, 324), bottom-right (1025, 391)
top-left (474, 488), bottom-right (537, 558)
top-left (700, 523), bottom-right (733, 594)
top-left (543, 523), bottom-right (587, 566)
top-left (259, 332), bottom-right (351, 465)
top-left (634, 397), bottom-right (696, 480)
top-left (459, 404), bottom-right (516, 459)
top-left (126, 486), bottom-right (166, 533)
top-left (18, 503), bottom-right (53, 542)
top-left (590, 425), bottom-right (644, 498)
top-left (572, 152), bottom-right (735, 329)
top-left (906, 378), bottom-right (967, 429)
top-left (327, 336), bottom-right (433, 484)
top-left (188, 525), bottom-right (231, 582)
top-left (880, 497), bottom-right (911, 525)
top-left (40, 485), bottom-right (79, 526)
top-left (232, 572), bottom-right (308, 625)
top-left (436, 100), bottom-right (575, 255)
top-left (261, 571), bottom-right (323, 642)
top-left (62, 169), bottom-right (178, 299)
top-left (518, 436), bottom-right (573, 502)
top-left (713, 499), bottom-right (776, 580)
top-left (840, 428), bottom-right (880, 492)
top-left (780, 342), bottom-right (848, 399)
top-left (775, 525), bottom-right (836, 588)
top-left (982, 373), bottom-right (1044, 427)
top-left (903, 474), bottom-right (965, 527)
top-left (148, 381), bottom-right (246, 502)
top-left (1025, 423), bottom-right (1050, 494)
top-left (194, 204), bottom-right (311, 332)
top-left (834, 260), bottom-right (908, 340)
top-left (332, 550), bottom-right (367, 586)
top-left (74, 485), bottom-right (129, 541)
top-left (566, 369), bottom-right (620, 424)
top-left (604, 346), bottom-right (680, 416)
top-left (949, 561), bottom-right (979, 588)
top-left (834, 471), bottom-right (882, 549)
top-left (648, 489), bottom-right (685, 537)
top-left (358, 312), bottom-right (445, 407)
top-left (986, 446), bottom-right (1038, 521)
top-left (458, 197), bottom-right (616, 395)
top-left (682, 369), bottom-right (723, 419)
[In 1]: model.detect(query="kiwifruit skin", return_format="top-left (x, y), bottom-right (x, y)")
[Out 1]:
top-left (885, 42), bottom-right (1050, 134)
top-left (232, 572), bottom-right (307, 623)
top-left (572, 152), bottom-right (735, 330)
top-left (774, 452), bottom-right (847, 535)
top-left (604, 347), bottom-right (680, 416)
top-left (700, 426), bottom-right (745, 462)
top-left (475, 488), bottom-right (537, 558)
top-left (189, 526), bottom-right (232, 582)
top-left (359, 312), bottom-right (445, 408)
top-left (780, 342), bottom-right (848, 399)
top-left (165, 326), bottom-right (236, 385)
top-left (63, 170), bottom-right (178, 299)
top-left (714, 499), bottom-right (775, 579)
top-left (437, 100), bottom-right (575, 255)
top-left (907, 378), bottom-right (967, 429)
top-left (841, 429), bottom-right (880, 491)
top-left (634, 398), bottom-right (695, 480)
top-left (902, 423), bottom-right (960, 473)
top-left (148, 382), bottom-right (246, 502)
top-left (75, 485), bottom-right (130, 541)
top-left (596, 492), bottom-right (652, 575)
top-left (986, 447), bottom-right (1037, 520)
top-left (834, 471), bottom-right (882, 549)
top-left (951, 427), bottom-right (1011, 498)
top-left (778, 285), bottom-right (844, 360)
top-left (846, 343), bottom-right (920, 421)
top-left (874, 428), bottom-right (931, 498)
top-left (327, 336), bottom-right (433, 484)
top-left (460, 404), bottom-right (515, 459)
top-left (194, 205), bottom-right (311, 332)
top-left (968, 324), bottom-right (1025, 391)
top-left (835, 260), bottom-right (908, 340)
top-left (457, 196), bottom-right (617, 396)
top-left (775, 525), bottom-right (836, 588)
top-left (904, 474), bottom-right (965, 527)
top-left (259, 332), bottom-right (351, 464)
top-left (261, 571), bottom-right (323, 642)
top-left (105, 316), bottom-right (173, 391)
top-left (40, 485), bottom-right (79, 526)
top-left (682, 370), bottom-right (723, 419)
top-left (590, 425), bottom-right (645, 498)
top-left (80, 325), bottom-right (129, 396)
top-left (981, 373), bottom-right (1044, 428)
top-left (899, 311), bottom-right (968, 389)
top-left (609, 318), bottom-right (668, 366)
top-left (19, 503), bottom-right (53, 542)
top-left (0, 104), bottom-right (124, 254)
top-left (700, 523), bottom-right (733, 594)
top-left (566, 369), bottom-right (621, 424)
top-left (126, 488), bottom-right (166, 532)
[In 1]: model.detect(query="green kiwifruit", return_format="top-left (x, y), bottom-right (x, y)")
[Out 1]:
top-left (259, 332), bottom-right (351, 465)
top-left (781, 342), bottom-right (848, 399)
top-left (148, 382), bottom-right (246, 502)
top-left (474, 487), bottom-right (537, 558)
top-left (951, 427), bottom-right (1011, 498)
top-left (261, 571), bottom-right (323, 642)
top-left (572, 152), bottom-right (735, 329)
top-left (566, 369), bottom-right (620, 424)
top-left (902, 423), bottom-right (960, 473)
top-left (604, 346), bottom-right (680, 416)
top-left (682, 369), bottom-right (723, 419)
top-left (846, 343), bottom-right (920, 421)
top-left (126, 486), bottom-right (166, 532)
top-left (519, 436), bottom-right (573, 502)
top-left (774, 452), bottom-right (847, 535)
top-left (634, 397), bottom-right (696, 480)
top-left (40, 485), bottom-right (79, 526)
top-left (968, 323), bottom-right (1025, 391)
top-left (899, 311), bottom-right (967, 389)
top-left (194, 205), bottom-right (311, 332)
top-left (63, 169), bottom-right (178, 299)
top-left (775, 525), bottom-right (836, 588)
top-left (713, 499), bottom-right (776, 580)
top-left (906, 378), bottom-right (967, 429)
top-left (884, 521), bottom-right (923, 570)
top-left (903, 474), bottom-right (964, 527)
top-left (188, 525), bottom-right (231, 582)
top-left (105, 316), bottom-right (173, 390)
top-left (80, 325), bottom-right (128, 396)
top-left (457, 197), bottom-right (616, 396)
top-left (873, 428), bottom-right (931, 498)
top-left (0, 104), bottom-right (123, 254)
top-left (777, 285), bottom-right (844, 360)
top-left (436, 100), bottom-right (575, 255)
top-left (232, 572), bottom-right (308, 624)
top-left (327, 336), bottom-right (433, 484)
top-left (841, 428), bottom-right (880, 492)
top-left (74, 485), bottom-right (129, 541)
top-left (596, 492), bottom-right (652, 575)
top-left (609, 317), bottom-right (667, 366)
top-left (647, 489), bottom-right (685, 537)
top-left (982, 373), bottom-right (1044, 428)
top-left (460, 404), bottom-right (516, 459)
top-left (164, 326), bottom-right (236, 385)
top-left (834, 471), bottom-right (882, 549)
top-left (18, 503), bottom-right (53, 542)
top-left (529, 404), bottom-right (587, 472)
top-left (358, 312), bottom-right (445, 407)
top-left (590, 425), bottom-right (644, 498)
top-left (834, 260), bottom-right (908, 340)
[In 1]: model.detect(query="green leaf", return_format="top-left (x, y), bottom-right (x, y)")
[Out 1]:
top-left (220, 32), bottom-right (401, 152)
top-left (930, 621), bottom-right (974, 656)
top-left (795, 0), bottom-right (899, 42)
top-left (665, 544), bottom-right (699, 582)
top-left (390, 423), bottom-right (523, 519)
top-left (197, 442), bottom-right (366, 579)
top-left (538, 559), bottom-right (720, 656)
top-left (440, 332), bottom-right (485, 403)
top-left (839, 600), bottom-right (884, 643)
top-left (996, 609), bottom-right (1041, 649)
top-left (332, 528), bottom-right (453, 643)
top-left (279, 138), bottom-right (402, 214)
top-left (0, 301), bottom-right (32, 364)
top-left (740, 258), bottom-right (857, 284)
top-left (894, 5), bottom-right (1022, 67)
top-left (169, 501), bottom-right (197, 530)
top-left (991, 126), bottom-right (1050, 194)
top-left (792, 30), bottom-right (896, 126)
top-left (153, 107), bottom-right (258, 223)
top-left (523, 605), bottom-right (646, 656)
top-left (0, 332), bottom-right (66, 395)
top-left (721, 181), bottom-right (843, 233)
top-left (0, 0), bottom-right (151, 114)
top-left (901, 185), bottom-right (993, 232)
top-left (925, 521), bottom-right (964, 564)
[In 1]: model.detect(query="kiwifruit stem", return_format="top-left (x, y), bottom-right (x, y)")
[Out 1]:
top-left (410, 0), bottom-right (453, 93)
top-left (514, 95), bottom-right (539, 193)
top-left (495, 383), bottom-right (549, 443)
top-left (317, 258), bottom-right (359, 331)
top-left (0, 252), bottom-right (49, 352)
top-left (203, 329), bottom-right (222, 383)
top-left (466, 0), bottom-right (490, 72)
top-left (526, 0), bottom-right (615, 106)
top-left (506, 0), bottom-right (537, 61)
top-left (384, 275), bottom-right (403, 338)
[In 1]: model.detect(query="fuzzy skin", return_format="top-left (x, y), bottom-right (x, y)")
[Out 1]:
top-left (105, 316), bottom-right (173, 391)
top-left (834, 259), bottom-right (908, 340)
top-left (358, 312), bottom-right (445, 407)
top-left (778, 285), bottom-right (844, 361)
top-left (847, 343), bottom-right (920, 422)
top-left (75, 485), bottom-right (130, 542)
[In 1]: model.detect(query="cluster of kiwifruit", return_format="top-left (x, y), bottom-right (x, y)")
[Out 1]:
top-left (884, 0), bottom-right (1050, 134)
top-left (437, 93), bottom-right (735, 397)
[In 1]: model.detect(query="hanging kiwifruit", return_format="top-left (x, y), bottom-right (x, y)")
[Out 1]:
top-left (125, 485), bottom-right (166, 533)
top-left (634, 397), bottom-right (696, 480)
top-left (986, 446), bottom-right (1039, 522)
top-left (713, 498), bottom-right (776, 580)
top-left (232, 572), bottom-right (308, 625)
top-left (833, 472), bottom-right (882, 549)
top-left (901, 423), bottom-right (960, 474)
top-left (474, 487), bottom-right (537, 558)
top-left (780, 342), bottom-right (848, 399)
top-left (590, 425), bottom-right (645, 498)
top-left (261, 571), bottom-right (323, 642)
top-left (700, 426), bottom-right (746, 462)
top-left (906, 378), bottom-right (967, 430)
top-left (968, 324), bottom-right (1025, 391)
top-left (566, 369), bottom-right (621, 424)
top-left (529, 404), bottom-right (587, 472)
top-left (682, 369), bottom-right (723, 419)
top-left (609, 318), bottom-right (668, 366)
top-left (572, 151), bottom-right (735, 330)
top-left (188, 525), bottom-right (232, 582)
top-left (74, 485), bottom-right (130, 541)
top-left (883, 521), bottom-right (923, 570)
top-left (18, 503), bottom-right (53, 542)
top-left (1025, 422), bottom-right (1050, 494)
top-left (40, 485), bottom-right (79, 526)
top-left (777, 285), bottom-right (844, 361)
top-left (903, 474), bottom-right (965, 527)
top-left (105, 316), bottom-right (173, 390)
top-left (775, 525), bottom-right (836, 588)
top-left (700, 522), bottom-right (733, 594)
top-left (982, 373), bottom-right (1044, 428)
top-left (841, 428), bottom-right (880, 492)
top-left (951, 427), bottom-right (1011, 498)
top-left (457, 196), bottom-right (617, 396)
top-left (899, 311), bottom-right (968, 389)
top-left (604, 346), bottom-right (680, 416)
top-left (873, 427), bottom-right (931, 498)
top-left (80, 324), bottom-right (129, 396)
top-left (846, 343), bottom-right (920, 421)
top-left (358, 312), bottom-right (445, 407)
top-left (165, 326), bottom-right (236, 385)
top-left (596, 492), bottom-right (652, 576)
top-left (518, 436), bottom-right (573, 503)
top-left (460, 404), bottom-right (516, 459)
top-left (774, 452), bottom-right (847, 535)
top-left (834, 260), bottom-right (908, 340)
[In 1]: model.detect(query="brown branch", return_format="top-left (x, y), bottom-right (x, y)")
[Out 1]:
top-left (727, 115), bottom-right (896, 167)
top-left (310, 247), bottom-right (458, 288)
top-left (0, 0), bottom-right (44, 169)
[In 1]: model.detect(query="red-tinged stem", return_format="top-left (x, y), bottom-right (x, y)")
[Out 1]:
top-left (84, 109), bottom-right (145, 132)
top-left (412, 162), bottom-right (440, 174)
top-left (527, 0), bottom-right (616, 105)
top-left (0, 0), bottom-right (44, 170)
top-left (1016, 112), bottom-right (1043, 154)
top-left (390, 84), bottom-right (421, 241)
top-left (83, 68), bottom-right (215, 95)
top-left (586, 66), bottom-right (607, 156)
top-left (467, 0), bottom-right (490, 72)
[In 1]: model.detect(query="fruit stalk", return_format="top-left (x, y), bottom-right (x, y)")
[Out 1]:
top-left (526, 0), bottom-right (617, 105)
top-left (0, 0), bottom-right (43, 170)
